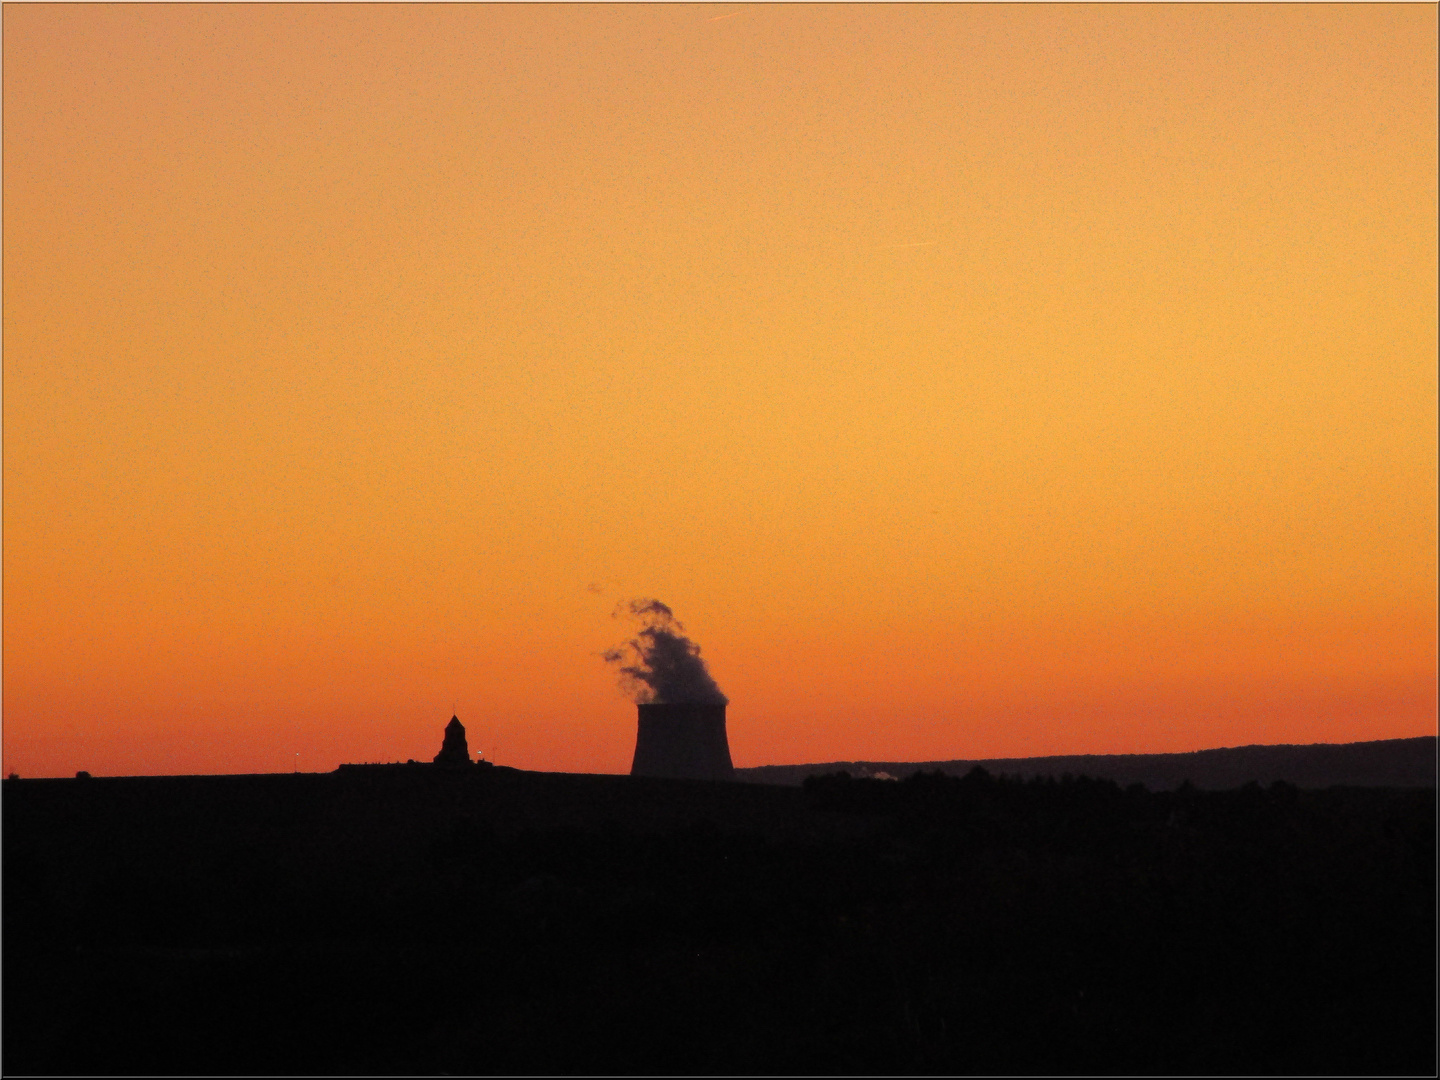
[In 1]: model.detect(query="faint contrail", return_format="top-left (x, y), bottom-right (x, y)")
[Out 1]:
top-left (707, 11), bottom-right (745, 22)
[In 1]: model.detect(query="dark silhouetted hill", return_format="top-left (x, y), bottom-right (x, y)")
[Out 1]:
top-left (4, 762), bottom-right (1433, 1075)
top-left (737, 735), bottom-right (1436, 789)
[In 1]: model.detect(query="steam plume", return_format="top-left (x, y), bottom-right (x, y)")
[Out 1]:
top-left (602, 599), bottom-right (728, 706)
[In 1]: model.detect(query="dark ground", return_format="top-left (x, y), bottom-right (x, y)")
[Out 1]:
top-left (4, 765), bottom-right (1435, 1075)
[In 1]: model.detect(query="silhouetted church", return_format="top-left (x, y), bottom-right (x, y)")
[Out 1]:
top-left (338, 715), bottom-right (482, 772)
top-left (434, 715), bottom-right (473, 766)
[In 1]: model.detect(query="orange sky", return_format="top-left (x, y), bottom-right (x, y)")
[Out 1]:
top-left (4, 4), bottom-right (1436, 777)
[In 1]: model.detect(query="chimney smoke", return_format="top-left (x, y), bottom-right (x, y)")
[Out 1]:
top-left (601, 599), bottom-right (727, 706)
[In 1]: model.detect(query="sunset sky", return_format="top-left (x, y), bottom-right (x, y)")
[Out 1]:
top-left (4, 4), bottom-right (1435, 778)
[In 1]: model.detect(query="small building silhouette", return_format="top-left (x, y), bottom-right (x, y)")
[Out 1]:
top-left (434, 715), bottom-right (473, 767)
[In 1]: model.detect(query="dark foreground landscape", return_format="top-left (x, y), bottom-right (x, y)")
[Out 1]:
top-left (5, 759), bottom-right (1435, 1075)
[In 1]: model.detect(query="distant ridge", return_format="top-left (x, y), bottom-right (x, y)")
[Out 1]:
top-left (736, 736), bottom-right (1436, 790)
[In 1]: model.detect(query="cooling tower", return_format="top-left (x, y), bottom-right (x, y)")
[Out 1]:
top-left (631, 703), bottom-right (735, 781)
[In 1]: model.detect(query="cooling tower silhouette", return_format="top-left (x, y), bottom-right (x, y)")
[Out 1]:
top-left (630, 703), bottom-right (734, 781)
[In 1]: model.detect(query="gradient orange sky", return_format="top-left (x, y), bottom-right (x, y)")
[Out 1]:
top-left (5, 4), bottom-right (1436, 777)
